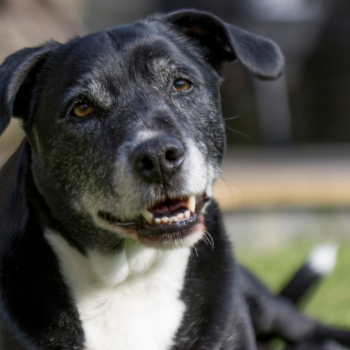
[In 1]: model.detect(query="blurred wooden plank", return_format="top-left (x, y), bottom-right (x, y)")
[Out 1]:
top-left (215, 146), bottom-right (350, 209)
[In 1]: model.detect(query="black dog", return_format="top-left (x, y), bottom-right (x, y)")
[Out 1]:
top-left (0, 10), bottom-right (349, 350)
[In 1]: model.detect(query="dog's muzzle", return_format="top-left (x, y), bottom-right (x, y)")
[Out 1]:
top-left (97, 135), bottom-right (210, 245)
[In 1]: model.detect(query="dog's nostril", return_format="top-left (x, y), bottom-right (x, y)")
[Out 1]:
top-left (165, 150), bottom-right (177, 162)
top-left (141, 156), bottom-right (153, 171)
top-left (133, 155), bottom-right (154, 173)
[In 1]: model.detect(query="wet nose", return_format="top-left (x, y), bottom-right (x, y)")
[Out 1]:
top-left (130, 135), bottom-right (185, 184)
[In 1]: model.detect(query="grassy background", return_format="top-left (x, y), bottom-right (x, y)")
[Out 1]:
top-left (236, 241), bottom-right (350, 329)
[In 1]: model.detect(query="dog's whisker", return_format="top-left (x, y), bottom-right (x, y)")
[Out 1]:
top-left (219, 176), bottom-right (248, 194)
top-left (225, 126), bottom-right (252, 141)
top-left (193, 243), bottom-right (199, 257)
top-left (223, 114), bottom-right (245, 121)
top-left (215, 176), bottom-right (247, 209)
top-left (202, 235), bottom-right (209, 245)
top-left (204, 230), bottom-right (214, 250)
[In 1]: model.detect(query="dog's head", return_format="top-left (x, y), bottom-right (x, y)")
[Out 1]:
top-left (0, 10), bottom-right (283, 249)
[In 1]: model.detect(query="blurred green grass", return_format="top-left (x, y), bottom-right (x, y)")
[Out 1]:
top-left (236, 241), bottom-right (350, 328)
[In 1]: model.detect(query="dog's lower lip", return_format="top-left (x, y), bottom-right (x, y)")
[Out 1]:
top-left (99, 193), bottom-right (210, 235)
top-left (99, 212), bottom-right (137, 227)
top-left (137, 211), bottom-right (200, 237)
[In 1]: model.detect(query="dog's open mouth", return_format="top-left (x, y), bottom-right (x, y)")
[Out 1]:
top-left (99, 193), bottom-right (210, 241)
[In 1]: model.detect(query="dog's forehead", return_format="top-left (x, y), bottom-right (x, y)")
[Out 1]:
top-left (46, 22), bottom-right (200, 107)
top-left (56, 23), bottom-right (188, 80)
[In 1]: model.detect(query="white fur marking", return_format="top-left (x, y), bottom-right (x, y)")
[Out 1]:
top-left (45, 231), bottom-right (190, 350)
top-left (308, 243), bottom-right (338, 275)
top-left (182, 139), bottom-right (212, 195)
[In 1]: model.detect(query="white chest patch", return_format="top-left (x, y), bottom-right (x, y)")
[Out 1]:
top-left (45, 231), bottom-right (190, 350)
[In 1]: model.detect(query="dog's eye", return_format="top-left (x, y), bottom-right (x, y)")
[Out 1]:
top-left (72, 103), bottom-right (94, 118)
top-left (172, 79), bottom-right (192, 92)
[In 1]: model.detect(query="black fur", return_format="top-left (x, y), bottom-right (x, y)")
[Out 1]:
top-left (0, 10), bottom-right (348, 350)
top-left (162, 10), bottom-right (284, 79)
top-left (279, 264), bottom-right (324, 305)
top-left (0, 141), bottom-right (85, 349)
top-left (239, 265), bottom-right (350, 348)
top-left (174, 201), bottom-right (256, 349)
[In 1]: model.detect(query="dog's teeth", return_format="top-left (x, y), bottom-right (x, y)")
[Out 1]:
top-left (161, 217), bottom-right (169, 224)
top-left (169, 216), bottom-right (178, 223)
top-left (187, 195), bottom-right (196, 213)
top-left (141, 209), bottom-right (154, 225)
top-left (184, 210), bottom-right (191, 219)
top-left (155, 218), bottom-right (162, 225)
top-left (177, 213), bottom-right (184, 220)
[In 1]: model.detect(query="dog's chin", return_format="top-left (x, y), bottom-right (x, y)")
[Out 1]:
top-left (96, 193), bottom-right (210, 249)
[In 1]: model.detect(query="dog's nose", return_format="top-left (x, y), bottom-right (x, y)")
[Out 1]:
top-left (130, 136), bottom-right (185, 183)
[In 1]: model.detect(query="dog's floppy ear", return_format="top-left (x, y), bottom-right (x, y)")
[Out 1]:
top-left (163, 10), bottom-right (284, 80)
top-left (0, 41), bottom-right (57, 136)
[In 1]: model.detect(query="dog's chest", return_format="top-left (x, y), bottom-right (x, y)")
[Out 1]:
top-left (45, 231), bottom-right (190, 350)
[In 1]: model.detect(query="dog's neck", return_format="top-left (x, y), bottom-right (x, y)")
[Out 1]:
top-left (44, 229), bottom-right (191, 350)
top-left (44, 229), bottom-right (187, 287)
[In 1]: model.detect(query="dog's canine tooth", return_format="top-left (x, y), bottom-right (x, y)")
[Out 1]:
top-left (177, 213), bottom-right (184, 220)
top-left (141, 209), bottom-right (154, 225)
top-left (187, 195), bottom-right (196, 213)
top-left (184, 210), bottom-right (191, 219)
top-left (161, 217), bottom-right (169, 224)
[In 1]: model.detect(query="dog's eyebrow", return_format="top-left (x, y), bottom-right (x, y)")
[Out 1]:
top-left (128, 37), bottom-right (203, 77)
top-left (63, 78), bottom-right (115, 109)
top-left (147, 55), bottom-right (203, 81)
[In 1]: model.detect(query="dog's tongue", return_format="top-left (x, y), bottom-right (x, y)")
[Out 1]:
top-left (141, 195), bottom-right (196, 225)
top-left (151, 199), bottom-right (188, 215)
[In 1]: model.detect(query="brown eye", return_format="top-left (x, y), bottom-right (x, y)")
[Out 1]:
top-left (172, 79), bottom-right (192, 92)
top-left (72, 103), bottom-right (93, 118)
